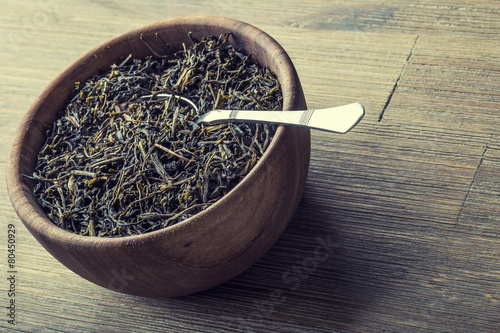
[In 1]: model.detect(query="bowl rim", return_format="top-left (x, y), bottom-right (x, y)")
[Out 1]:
top-left (7, 15), bottom-right (305, 246)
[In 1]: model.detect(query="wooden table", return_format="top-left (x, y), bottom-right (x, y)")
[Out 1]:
top-left (2, 1), bottom-right (500, 332)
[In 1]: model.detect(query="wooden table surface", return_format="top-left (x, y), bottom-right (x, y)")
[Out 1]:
top-left (2, 1), bottom-right (500, 332)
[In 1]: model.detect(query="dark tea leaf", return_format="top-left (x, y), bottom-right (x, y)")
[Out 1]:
top-left (29, 33), bottom-right (282, 237)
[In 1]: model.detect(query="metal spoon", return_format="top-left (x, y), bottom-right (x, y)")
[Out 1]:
top-left (197, 103), bottom-right (365, 134)
top-left (141, 94), bottom-right (365, 134)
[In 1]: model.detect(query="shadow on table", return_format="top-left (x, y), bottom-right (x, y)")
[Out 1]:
top-left (136, 180), bottom-right (411, 331)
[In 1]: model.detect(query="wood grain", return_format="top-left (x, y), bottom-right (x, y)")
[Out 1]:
top-left (1, 0), bottom-right (500, 332)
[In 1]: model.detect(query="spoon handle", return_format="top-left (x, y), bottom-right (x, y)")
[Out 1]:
top-left (197, 102), bottom-right (365, 134)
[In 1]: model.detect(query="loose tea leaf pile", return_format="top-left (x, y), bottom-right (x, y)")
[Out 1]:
top-left (30, 33), bottom-right (282, 237)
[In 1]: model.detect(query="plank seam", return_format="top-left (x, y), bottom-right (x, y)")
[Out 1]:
top-left (456, 133), bottom-right (494, 226)
top-left (378, 35), bottom-right (420, 122)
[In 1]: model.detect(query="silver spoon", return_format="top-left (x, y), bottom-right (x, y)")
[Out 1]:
top-left (142, 94), bottom-right (365, 134)
top-left (197, 103), bottom-right (365, 134)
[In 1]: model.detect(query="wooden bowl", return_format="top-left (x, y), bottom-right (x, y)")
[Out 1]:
top-left (6, 16), bottom-right (310, 297)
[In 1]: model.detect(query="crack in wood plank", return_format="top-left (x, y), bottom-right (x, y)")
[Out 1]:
top-left (456, 133), bottom-right (494, 226)
top-left (378, 35), bottom-right (420, 122)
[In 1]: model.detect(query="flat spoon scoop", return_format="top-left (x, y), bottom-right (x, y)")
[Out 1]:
top-left (197, 103), bottom-right (365, 134)
top-left (142, 94), bottom-right (364, 134)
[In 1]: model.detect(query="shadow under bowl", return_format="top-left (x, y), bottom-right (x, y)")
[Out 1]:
top-left (6, 16), bottom-right (310, 297)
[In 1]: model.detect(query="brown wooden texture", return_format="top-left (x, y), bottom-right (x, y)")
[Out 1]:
top-left (1, 1), bottom-right (500, 332)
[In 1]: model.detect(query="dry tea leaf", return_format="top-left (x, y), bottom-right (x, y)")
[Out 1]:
top-left (28, 33), bottom-right (282, 237)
